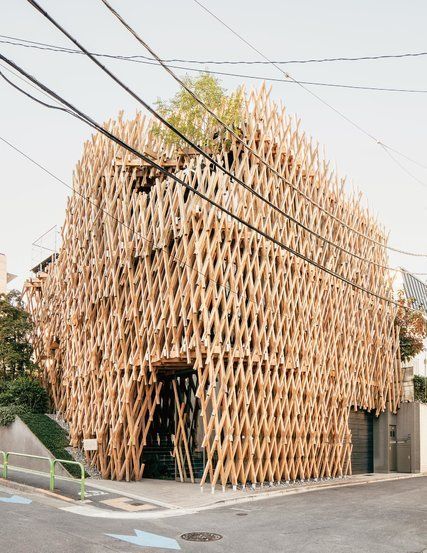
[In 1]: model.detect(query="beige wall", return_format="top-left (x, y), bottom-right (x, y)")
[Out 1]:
top-left (0, 416), bottom-right (71, 478)
top-left (419, 403), bottom-right (427, 472)
top-left (0, 253), bottom-right (15, 294)
top-left (0, 253), bottom-right (6, 294)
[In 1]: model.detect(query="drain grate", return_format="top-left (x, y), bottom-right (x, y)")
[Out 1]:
top-left (181, 532), bottom-right (223, 542)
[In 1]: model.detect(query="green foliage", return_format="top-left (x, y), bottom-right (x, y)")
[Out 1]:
top-left (0, 377), bottom-right (49, 413)
top-left (0, 404), bottom-right (26, 427)
top-left (0, 290), bottom-right (36, 379)
top-left (19, 413), bottom-right (84, 478)
top-left (414, 375), bottom-right (427, 403)
top-left (152, 73), bottom-right (243, 151)
top-left (396, 294), bottom-right (427, 362)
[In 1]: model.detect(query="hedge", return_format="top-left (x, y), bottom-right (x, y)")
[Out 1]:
top-left (18, 413), bottom-right (84, 479)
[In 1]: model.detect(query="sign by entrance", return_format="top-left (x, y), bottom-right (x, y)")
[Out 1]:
top-left (83, 438), bottom-right (98, 451)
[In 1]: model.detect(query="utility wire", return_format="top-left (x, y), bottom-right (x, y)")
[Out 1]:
top-left (0, 135), bottom-right (274, 317)
top-left (192, 0), bottom-right (427, 186)
top-left (77, 0), bottom-right (427, 258)
top-left (2, 33), bottom-right (427, 66)
top-left (24, 0), bottom-right (420, 275)
top-left (0, 68), bottom-right (86, 121)
top-left (0, 31), bottom-right (427, 252)
top-left (0, 52), bottom-right (407, 308)
top-left (3, 36), bottom-right (427, 97)
top-left (98, 0), bottom-right (427, 274)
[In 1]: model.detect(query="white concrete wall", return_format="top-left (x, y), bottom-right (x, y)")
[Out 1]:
top-left (412, 342), bottom-right (427, 377)
top-left (419, 403), bottom-right (427, 472)
top-left (0, 417), bottom-right (71, 477)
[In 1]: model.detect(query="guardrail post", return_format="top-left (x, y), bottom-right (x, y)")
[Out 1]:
top-left (52, 459), bottom-right (85, 501)
top-left (80, 465), bottom-right (85, 501)
top-left (49, 459), bottom-right (55, 492)
top-left (0, 452), bottom-right (85, 500)
top-left (2, 452), bottom-right (9, 479)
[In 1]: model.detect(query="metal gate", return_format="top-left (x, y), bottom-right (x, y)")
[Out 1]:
top-left (349, 409), bottom-right (374, 474)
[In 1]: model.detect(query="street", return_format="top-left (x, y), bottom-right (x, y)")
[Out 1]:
top-left (1, 476), bottom-right (427, 553)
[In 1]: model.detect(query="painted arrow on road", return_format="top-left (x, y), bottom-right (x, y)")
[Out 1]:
top-left (0, 495), bottom-right (32, 504)
top-left (106, 529), bottom-right (181, 550)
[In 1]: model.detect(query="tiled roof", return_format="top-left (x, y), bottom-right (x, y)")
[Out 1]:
top-left (402, 270), bottom-right (427, 312)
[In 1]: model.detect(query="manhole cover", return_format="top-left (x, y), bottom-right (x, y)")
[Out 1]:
top-left (181, 532), bottom-right (223, 542)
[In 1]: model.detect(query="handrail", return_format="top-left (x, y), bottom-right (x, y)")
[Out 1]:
top-left (0, 450), bottom-right (6, 478)
top-left (2, 451), bottom-right (53, 479)
top-left (52, 458), bottom-right (85, 500)
top-left (0, 450), bottom-right (85, 500)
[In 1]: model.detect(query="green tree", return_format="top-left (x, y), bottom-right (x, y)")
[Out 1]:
top-left (396, 293), bottom-right (427, 363)
top-left (414, 375), bottom-right (427, 403)
top-left (0, 290), bottom-right (35, 379)
top-left (152, 73), bottom-right (243, 151)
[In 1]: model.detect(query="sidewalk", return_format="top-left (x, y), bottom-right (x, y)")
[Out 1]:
top-left (1, 468), bottom-right (426, 520)
top-left (86, 471), bottom-right (427, 511)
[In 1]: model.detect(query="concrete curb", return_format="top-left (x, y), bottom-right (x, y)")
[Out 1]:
top-left (193, 472), bottom-right (427, 512)
top-left (84, 481), bottom-right (180, 510)
top-left (1, 472), bottom-right (426, 520)
top-left (61, 504), bottom-right (195, 520)
top-left (0, 477), bottom-right (74, 505)
top-left (62, 472), bottom-right (427, 519)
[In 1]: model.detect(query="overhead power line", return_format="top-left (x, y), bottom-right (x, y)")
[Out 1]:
top-left (2, 33), bottom-right (427, 66)
top-left (18, 0), bottom-right (427, 265)
top-left (2, 11), bottom-right (426, 260)
top-left (22, 0), bottom-right (421, 276)
top-left (29, 0), bottom-right (427, 261)
top-left (0, 135), bottom-right (274, 317)
top-left (5, 60), bottom-right (427, 281)
top-left (192, 0), bottom-right (427, 184)
top-left (3, 35), bottom-right (427, 96)
top-left (98, 0), bottom-right (427, 274)
top-left (0, 51), bottom-right (409, 308)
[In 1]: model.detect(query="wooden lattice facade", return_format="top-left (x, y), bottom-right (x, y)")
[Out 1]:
top-left (25, 86), bottom-right (401, 485)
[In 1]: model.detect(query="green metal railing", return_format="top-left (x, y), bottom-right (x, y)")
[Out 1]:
top-left (0, 450), bottom-right (85, 500)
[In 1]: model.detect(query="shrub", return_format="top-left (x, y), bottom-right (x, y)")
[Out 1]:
top-left (0, 404), bottom-right (26, 427)
top-left (414, 375), bottom-right (427, 403)
top-left (19, 413), bottom-right (84, 478)
top-left (0, 377), bottom-right (49, 413)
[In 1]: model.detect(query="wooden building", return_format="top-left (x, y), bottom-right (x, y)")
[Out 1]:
top-left (25, 86), bottom-right (401, 486)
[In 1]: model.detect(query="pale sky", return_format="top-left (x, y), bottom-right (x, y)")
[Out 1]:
top-left (1, 0), bottom-right (427, 290)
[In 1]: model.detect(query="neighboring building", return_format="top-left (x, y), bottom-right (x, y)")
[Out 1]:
top-left (395, 269), bottom-right (427, 377)
top-left (373, 269), bottom-right (427, 474)
top-left (0, 253), bottom-right (16, 294)
top-left (25, 88), bottom-right (401, 485)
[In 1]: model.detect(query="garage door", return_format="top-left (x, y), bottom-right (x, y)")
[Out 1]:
top-left (349, 409), bottom-right (373, 474)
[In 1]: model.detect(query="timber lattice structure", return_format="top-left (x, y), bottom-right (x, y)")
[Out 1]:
top-left (25, 86), bottom-right (401, 485)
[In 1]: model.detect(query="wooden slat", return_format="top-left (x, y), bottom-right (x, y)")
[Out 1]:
top-left (24, 87), bottom-right (401, 485)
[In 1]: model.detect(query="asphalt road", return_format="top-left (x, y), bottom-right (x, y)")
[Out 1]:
top-left (1, 476), bottom-right (427, 553)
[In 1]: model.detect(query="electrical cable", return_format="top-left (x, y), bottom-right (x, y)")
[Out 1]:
top-left (192, 0), bottom-right (427, 188)
top-left (0, 52), bottom-right (408, 308)
top-left (0, 135), bottom-right (273, 317)
top-left (24, 0), bottom-right (421, 275)
top-left (3, 36), bottom-right (427, 96)
top-left (98, 0), bottom-right (427, 275)
top-left (4, 29), bottom-right (427, 256)
top-left (2, 33), bottom-right (427, 66)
